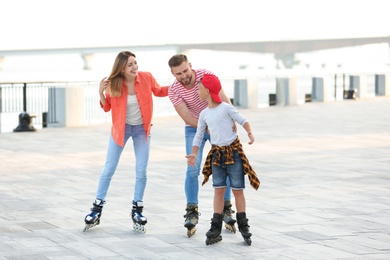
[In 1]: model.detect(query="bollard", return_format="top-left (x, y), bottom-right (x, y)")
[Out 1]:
top-left (13, 112), bottom-right (36, 132)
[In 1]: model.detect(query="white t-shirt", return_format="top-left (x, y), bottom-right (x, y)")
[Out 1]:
top-left (126, 94), bottom-right (142, 125)
top-left (193, 102), bottom-right (248, 147)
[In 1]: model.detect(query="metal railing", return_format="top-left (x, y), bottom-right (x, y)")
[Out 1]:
top-left (0, 72), bottom-right (385, 132)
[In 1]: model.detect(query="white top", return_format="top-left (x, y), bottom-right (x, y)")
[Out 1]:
top-left (126, 94), bottom-right (142, 125)
top-left (193, 102), bottom-right (248, 147)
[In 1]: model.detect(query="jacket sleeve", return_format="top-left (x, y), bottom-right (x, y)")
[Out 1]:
top-left (149, 73), bottom-right (169, 97)
top-left (100, 93), bottom-right (112, 112)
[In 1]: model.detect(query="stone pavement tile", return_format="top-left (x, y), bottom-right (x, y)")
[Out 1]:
top-left (3, 255), bottom-right (50, 260)
top-left (285, 230), bottom-right (336, 241)
top-left (317, 237), bottom-right (386, 255)
top-left (290, 242), bottom-right (357, 259)
top-left (59, 241), bottom-right (121, 258)
top-left (342, 234), bottom-right (390, 250)
top-left (0, 236), bottom-right (25, 253)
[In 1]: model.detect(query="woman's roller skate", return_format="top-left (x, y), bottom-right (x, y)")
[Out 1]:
top-left (183, 204), bottom-right (200, 237)
top-left (223, 200), bottom-right (237, 233)
top-left (131, 201), bottom-right (147, 233)
top-left (237, 212), bottom-right (252, 245)
top-left (205, 213), bottom-right (223, 245)
top-left (83, 199), bottom-right (105, 232)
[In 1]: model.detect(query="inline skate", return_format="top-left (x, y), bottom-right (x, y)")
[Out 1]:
top-left (83, 199), bottom-right (105, 232)
top-left (223, 200), bottom-right (237, 233)
top-left (237, 212), bottom-right (252, 245)
top-left (183, 204), bottom-right (200, 237)
top-left (205, 213), bottom-right (223, 245)
top-left (131, 201), bottom-right (147, 233)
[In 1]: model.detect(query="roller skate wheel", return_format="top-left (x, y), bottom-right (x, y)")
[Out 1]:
top-left (133, 223), bottom-right (146, 233)
top-left (187, 227), bottom-right (196, 238)
top-left (205, 235), bottom-right (222, 245)
top-left (83, 219), bottom-right (100, 232)
top-left (83, 224), bottom-right (90, 232)
top-left (225, 223), bottom-right (236, 233)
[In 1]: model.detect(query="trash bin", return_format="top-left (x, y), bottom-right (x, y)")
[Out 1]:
top-left (343, 90), bottom-right (357, 100)
top-left (305, 94), bottom-right (312, 102)
top-left (269, 94), bottom-right (276, 106)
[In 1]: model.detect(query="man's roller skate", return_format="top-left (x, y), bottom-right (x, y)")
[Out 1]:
top-left (223, 200), bottom-right (237, 233)
top-left (237, 212), bottom-right (252, 245)
top-left (131, 201), bottom-right (147, 233)
top-left (83, 199), bottom-right (105, 232)
top-left (205, 213), bottom-right (223, 245)
top-left (183, 204), bottom-right (200, 237)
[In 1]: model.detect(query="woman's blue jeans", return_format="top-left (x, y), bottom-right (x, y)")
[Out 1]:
top-left (96, 124), bottom-right (150, 203)
top-left (185, 126), bottom-right (231, 205)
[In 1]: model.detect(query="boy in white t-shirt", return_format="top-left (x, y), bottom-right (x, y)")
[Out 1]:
top-left (186, 74), bottom-right (260, 246)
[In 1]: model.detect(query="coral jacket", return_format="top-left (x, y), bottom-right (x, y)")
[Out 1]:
top-left (100, 71), bottom-right (168, 147)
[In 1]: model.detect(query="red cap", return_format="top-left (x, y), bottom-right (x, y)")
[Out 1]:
top-left (200, 74), bottom-right (222, 103)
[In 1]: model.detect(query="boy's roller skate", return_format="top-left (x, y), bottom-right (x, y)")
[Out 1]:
top-left (131, 201), bottom-right (147, 233)
top-left (223, 200), bottom-right (237, 233)
top-left (83, 199), bottom-right (105, 232)
top-left (183, 204), bottom-right (200, 237)
top-left (205, 213), bottom-right (223, 245)
top-left (237, 212), bottom-right (252, 245)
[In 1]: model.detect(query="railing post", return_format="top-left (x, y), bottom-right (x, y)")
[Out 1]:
top-left (23, 83), bottom-right (27, 112)
top-left (0, 84), bottom-right (2, 113)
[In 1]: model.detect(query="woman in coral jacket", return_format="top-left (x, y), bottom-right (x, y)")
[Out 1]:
top-left (83, 51), bottom-right (168, 233)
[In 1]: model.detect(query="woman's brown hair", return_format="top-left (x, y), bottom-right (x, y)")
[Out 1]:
top-left (107, 51), bottom-right (136, 97)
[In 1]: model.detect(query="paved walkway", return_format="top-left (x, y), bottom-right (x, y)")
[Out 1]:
top-left (0, 97), bottom-right (390, 260)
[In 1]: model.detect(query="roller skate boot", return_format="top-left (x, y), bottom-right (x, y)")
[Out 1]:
top-left (83, 199), bottom-right (105, 232)
top-left (237, 212), bottom-right (252, 245)
top-left (131, 201), bottom-right (147, 233)
top-left (223, 200), bottom-right (237, 233)
top-left (205, 213), bottom-right (223, 245)
top-left (183, 204), bottom-right (200, 237)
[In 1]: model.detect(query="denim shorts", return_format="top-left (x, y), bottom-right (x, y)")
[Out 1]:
top-left (211, 150), bottom-right (245, 189)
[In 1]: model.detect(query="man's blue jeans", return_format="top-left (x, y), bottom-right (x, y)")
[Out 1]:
top-left (96, 124), bottom-right (150, 203)
top-left (185, 126), bottom-right (231, 205)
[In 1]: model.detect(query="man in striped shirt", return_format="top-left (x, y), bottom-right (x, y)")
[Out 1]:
top-left (168, 54), bottom-right (237, 237)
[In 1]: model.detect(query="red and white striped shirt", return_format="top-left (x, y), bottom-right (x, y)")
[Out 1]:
top-left (168, 69), bottom-right (215, 121)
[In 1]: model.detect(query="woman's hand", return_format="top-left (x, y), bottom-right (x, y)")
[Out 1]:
top-left (99, 77), bottom-right (110, 95)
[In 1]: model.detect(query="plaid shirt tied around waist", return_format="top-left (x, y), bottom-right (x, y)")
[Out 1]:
top-left (202, 137), bottom-right (260, 190)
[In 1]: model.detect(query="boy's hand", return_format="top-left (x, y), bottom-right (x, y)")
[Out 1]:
top-left (248, 132), bottom-right (254, 145)
top-left (185, 154), bottom-right (196, 166)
